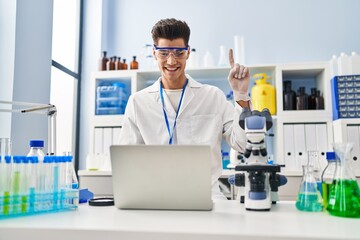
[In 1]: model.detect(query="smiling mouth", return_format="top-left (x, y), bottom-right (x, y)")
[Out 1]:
top-left (164, 66), bottom-right (180, 72)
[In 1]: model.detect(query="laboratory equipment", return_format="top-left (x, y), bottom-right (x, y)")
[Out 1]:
top-left (251, 73), bottom-right (276, 115)
top-left (96, 82), bottom-right (128, 115)
top-left (98, 51), bottom-right (108, 71)
top-left (27, 140), bottom-right (45, 161)
top-left (0, 100), bottom-right (78, 218)
top-left (130, 56), bottom-right (139, 69)
top-left (232, 108), bottom-right (284, 211)
top-left (307, 151), bottom-right (322, 193)
top-left (0, 154), bottom-right (78, 218)
top-left (218, 45), bottom-right (228, 67)
top-left (296, 87), bottom-right (308, 110)
top-left (327, 142), bottom-right (360, 218)
top-left (321, 152), bottom-right (337, 209)
top-left (283, 80), bottom-right (296, 110)
top-left (295, 165), bottom-right (323, 212)
top-left (0, 100), bottom-right (57, 155)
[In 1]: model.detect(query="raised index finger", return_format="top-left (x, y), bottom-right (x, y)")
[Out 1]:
top-left (229, 48), bottom-right (234, 68)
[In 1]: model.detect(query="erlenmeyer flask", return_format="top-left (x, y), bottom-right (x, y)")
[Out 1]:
top-left (327, 143), bottom-right (360, 218)
top-left (307, 151), bottom-right (322, 194)
top-left (296, 165), bottom-right (323, 212)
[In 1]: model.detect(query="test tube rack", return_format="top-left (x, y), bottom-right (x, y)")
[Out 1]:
top-left (0, 155), bottom-right (79, 219)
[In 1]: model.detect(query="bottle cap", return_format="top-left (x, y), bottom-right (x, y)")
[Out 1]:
top-left (29, 140), bottom-right (44, 148)
top-left (44, 156), bottom-right (54, 163)
top-left (13, 156), bottom-right (22, 164)
top-left (326, 152), bottom-right (336, 161)
top-left (28, 156), bottom-right (39, 164)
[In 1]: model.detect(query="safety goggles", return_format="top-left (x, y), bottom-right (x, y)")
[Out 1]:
top-left (154, 45), bottom-right (189, 59)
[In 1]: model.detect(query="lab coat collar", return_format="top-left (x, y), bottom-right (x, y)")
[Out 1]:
top-left (146, 74), bottom-right (202, 117)
top-left (146, 74), bottom-right (202, 93)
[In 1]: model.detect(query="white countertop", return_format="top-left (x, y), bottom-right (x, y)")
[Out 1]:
top-left (0, 201), bottom-right (359, 240)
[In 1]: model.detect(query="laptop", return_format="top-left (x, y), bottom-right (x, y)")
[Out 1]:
top-left (110, 145), bottom-right (213, 210)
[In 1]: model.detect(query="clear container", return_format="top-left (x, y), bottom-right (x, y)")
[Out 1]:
top-left (96, 82), bottom-right (128, 115)
top-left (295, 165), bottom-right (323, 212)
top-left (27, 140), bottom-right (45, 162)
top-left (321, 152), bottom-right (337, 209)
top-left (327, 143), bottom-right (360, 218)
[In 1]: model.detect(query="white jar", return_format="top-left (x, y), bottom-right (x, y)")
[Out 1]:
top-left (329, 55), bottom-right (338, 77)
top-left (337, 52), bottom-right (351, 76)
top-left (350, 52), bottom-right (360, 75)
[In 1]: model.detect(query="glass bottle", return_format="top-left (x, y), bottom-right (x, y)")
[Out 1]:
top-left (295, 165), bottom-right (323, 212)
top-left (106, 57), bottom-right (115, 71)
top-left (315, 90), bottom-right (324, 110)
top-left (283, 80), bottom-right (296, 110)
top-left (296, 87), bottom-right (308, 110)
top-left (308, 88), bottom-right (316, 110)
top-left (27, 140), bottom-right (45, 162)
top-left (130, 56), bottom-right (139, 70)
top-left (122, 59), bottom-right (128, 70)
top-left (115, 57), bottom-right (122, 70)
top-left (98, 51), bottom-right (108, 71)
top-left (321, 152), bottom-right (337, 209)
top-left (327, 143), bottom-right (360, 218)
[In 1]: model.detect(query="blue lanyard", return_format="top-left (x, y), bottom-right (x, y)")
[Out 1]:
top-left (159, 79), bottom-right (188, 144)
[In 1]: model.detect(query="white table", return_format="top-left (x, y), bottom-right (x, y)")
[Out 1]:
top-left (0, 201), bottom-right (359, 240)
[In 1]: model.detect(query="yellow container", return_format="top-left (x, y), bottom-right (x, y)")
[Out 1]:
top-left (251, 73), bottom-right (276, 115)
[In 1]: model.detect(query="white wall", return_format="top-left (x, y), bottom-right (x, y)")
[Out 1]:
top-left (0, 0), bottom-right (53, 155)
top-left (107, 0), bottom-right (360, 65)
top-left (0, 0), bottom-right (16, 138)
top-left (79, 0), bottom-right (360, 169)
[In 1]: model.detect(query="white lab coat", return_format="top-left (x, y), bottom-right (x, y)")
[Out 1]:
top-left (119, 74), bottom-right (247, 199)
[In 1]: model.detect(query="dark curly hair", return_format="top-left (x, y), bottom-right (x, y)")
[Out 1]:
top-left (151, 18), bottom-right (190, 46)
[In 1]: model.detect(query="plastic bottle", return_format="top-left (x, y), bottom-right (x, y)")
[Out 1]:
top-left (327, 143), bottom-right (360, 218)
top-left (283, 80), bottom-right (296, 110)
top-left (350, 52), bottom-right (360, 75)
top-left (27, 140), bottom-right (45, 162)
top-left (222, 151), bottom-right (230, 170)
top-left (329, 55), bottom-right (338, 77)
top-left (203, 51), bottom-right (214, 68)
top-left (218, 45), bottom-right (228, 67)
top-left (130, 56), bottom-right (139, 70)
top-left (187, 48), bottom-right (199, 69)
top-left (337, 52), bottom-right (351, 76)
top-left (251, 73), bottom-right (276, 115)
top-left (295, 165), bottom-right (323, 212)
top-left (98, 51), bottom-right (108, 71)
top-left (321, 152), bottom-right (337, 209)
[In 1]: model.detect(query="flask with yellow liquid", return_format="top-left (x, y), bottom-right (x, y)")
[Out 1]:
top-left (251, 73), bottom-right (276, 115)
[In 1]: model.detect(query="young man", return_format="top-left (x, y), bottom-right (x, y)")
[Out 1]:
top-left (119, 18), bottom-right (250, 200)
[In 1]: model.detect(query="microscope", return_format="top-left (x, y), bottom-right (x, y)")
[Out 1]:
top-left (232, 108), bottom-right (284, 211)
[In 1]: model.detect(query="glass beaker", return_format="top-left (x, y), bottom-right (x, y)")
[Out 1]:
top-left (327, 143), bottom-right (360, 218)
top-left (295, 165), bottom-right (323, 212)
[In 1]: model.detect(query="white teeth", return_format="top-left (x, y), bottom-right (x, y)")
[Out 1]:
top-left (166, 67), bottom-right (177, 71)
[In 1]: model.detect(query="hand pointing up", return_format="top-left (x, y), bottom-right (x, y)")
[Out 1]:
top-left (227, 49), bottom-right (250, 102)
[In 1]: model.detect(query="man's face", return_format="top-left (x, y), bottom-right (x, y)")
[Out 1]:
top-left (153, 38), bottom-right (189, 89)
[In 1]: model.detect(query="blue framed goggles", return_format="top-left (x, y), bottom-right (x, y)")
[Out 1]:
top-left (154, 45), bottom-right (189, 59)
